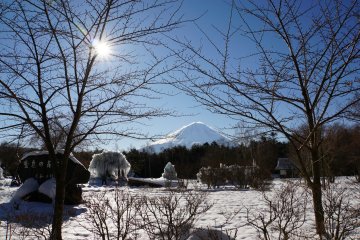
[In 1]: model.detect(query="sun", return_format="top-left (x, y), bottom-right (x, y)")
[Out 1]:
top-left (92, 39), bottom-right (111, 59)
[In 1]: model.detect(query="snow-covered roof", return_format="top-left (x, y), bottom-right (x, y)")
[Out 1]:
top-left (275, 158), bottom-right (295, 170)
top-left (21, 150), bottom-right (82, 166)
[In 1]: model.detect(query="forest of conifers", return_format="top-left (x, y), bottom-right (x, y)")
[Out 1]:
top-left (1, 123), bottom-right (359, 180)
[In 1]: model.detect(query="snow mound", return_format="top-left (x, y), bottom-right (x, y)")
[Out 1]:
top-left (144, 122), bottom-right (233, 153)
top-left (38, 178), bottom-right (56, 201)
top-left (11, 178), bottom-right (39, 202)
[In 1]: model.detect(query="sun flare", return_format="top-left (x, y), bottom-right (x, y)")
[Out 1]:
top-left (92, 39), bottom-right (111, 59)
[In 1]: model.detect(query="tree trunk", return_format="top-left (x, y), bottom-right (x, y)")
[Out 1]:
top-left (51, 156), bottom-right (68, 240)
top-left (311, 148), bottom-right (326, 237)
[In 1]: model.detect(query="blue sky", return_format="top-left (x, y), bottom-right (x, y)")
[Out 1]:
top-left (112, 0), bottom-right (238, 151)
top-left (110, 0), bottom-right (323, 151)
top-left (112, 0), bottom-right (357, 151)
top-left (2, 0), bottom-right (354, 151)
top-left (0, 0), bottom-right (237, 151)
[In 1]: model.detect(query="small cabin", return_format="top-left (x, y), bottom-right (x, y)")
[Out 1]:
top-left (274, 158), bottom-right (298, 178)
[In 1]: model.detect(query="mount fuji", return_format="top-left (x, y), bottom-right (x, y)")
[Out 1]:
top-left (143, 122), bottom-right (233, 153)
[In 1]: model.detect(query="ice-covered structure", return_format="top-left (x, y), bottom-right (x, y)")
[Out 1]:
top-left (89, 151), bottom-right (131, 182)
top-left (162, 162), bottom-right (177, 180)
top-left (14, 151), bottom-right (90, 204)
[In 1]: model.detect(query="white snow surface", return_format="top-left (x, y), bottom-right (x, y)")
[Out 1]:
top-left (11, 178), bottom-right (39, 203)
top-left (144, 122), bottom-right (233, 153)
top-left (0, 177), bottom-right (359, 239)
top-left (128, 177), bottom-right (179, 187)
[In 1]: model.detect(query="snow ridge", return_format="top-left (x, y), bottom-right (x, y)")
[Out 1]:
top-left (144, 122), bottom-right (232, 153)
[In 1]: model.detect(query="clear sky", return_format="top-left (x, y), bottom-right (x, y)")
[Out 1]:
top-left (0, 0), bottom-right (238, 151)
top-left (111, 0), bottom-right (238, 151)
top-left (3, 0), bottom-right (351, 152)
top-left (112, 0), bottom-right (352, 151)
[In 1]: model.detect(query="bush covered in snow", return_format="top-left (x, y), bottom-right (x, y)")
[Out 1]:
top-left (0, 166), bottom-right (3, 179)
top-left (197, 164), bottom-right (262, 189)
top-left (89, 151), bottom-right (131, 181)
top-left (162, 162), bottom-right (177, 180)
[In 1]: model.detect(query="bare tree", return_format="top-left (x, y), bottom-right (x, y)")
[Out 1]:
top-left (172, 0), bottom-right (359, 236)
top-left (322, 183), bottom-right (360, 240)
top-left (83, 188), bottom-right (142, 240)
top-left (0, 0), bottom-right (186, 239)
top-left (348, 93), bottom-right (360, 122)
top-left (321, 123), bottom-right (360, 183)
top-left (139, 190), bottom-right (212, 240)
top-left (245, 181), bottom-right (309, 240)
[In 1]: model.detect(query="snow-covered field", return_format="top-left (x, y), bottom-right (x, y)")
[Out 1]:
top-left (1, 178), bottom-right (359, 239)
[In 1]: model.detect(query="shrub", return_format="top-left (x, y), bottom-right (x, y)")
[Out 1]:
top-left (245, 181), bottom-right (309, 240)
top-left (83, 187), bottom-right (141, 240)
top-left (139, 190), bottom-right (212, 240)
top-left (197, 164), bottom-right (263, 189)
top-left (323, 183), bottom-right (360, 240)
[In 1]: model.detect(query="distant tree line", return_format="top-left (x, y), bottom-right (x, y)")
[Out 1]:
top-left (0, 123), bottom-right (359, 180)
top-left (0, 142), bottom-right (32, 176)
top-left (125, 123), bottom-right (360, 179)
top-left (125, 136), bottom-right (287, 179)
top-left (321, 124), bottom-right (360, 181)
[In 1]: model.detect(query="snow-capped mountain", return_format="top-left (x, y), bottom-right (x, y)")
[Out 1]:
top-left (143, 122), bottom-right (233, 153)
